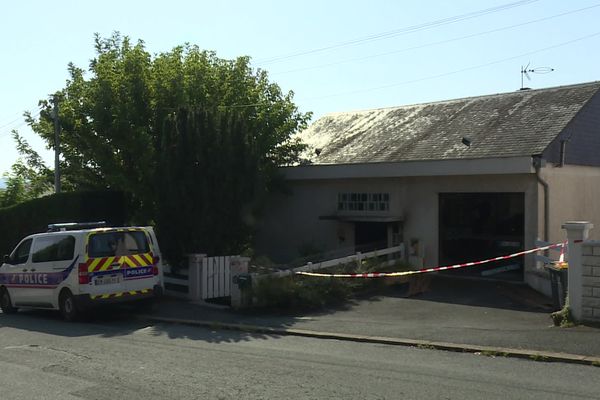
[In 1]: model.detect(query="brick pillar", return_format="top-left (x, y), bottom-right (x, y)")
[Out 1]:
top-left (581, 243), bottom-right (600, 322)
top-left (562, 221), bottom-right (593, 321)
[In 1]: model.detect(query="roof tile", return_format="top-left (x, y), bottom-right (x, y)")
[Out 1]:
top-left (300, 82), bottom-right (600, 164)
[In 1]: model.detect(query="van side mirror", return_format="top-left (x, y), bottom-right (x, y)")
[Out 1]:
top-left (3, 254), bottom-right (11, 264)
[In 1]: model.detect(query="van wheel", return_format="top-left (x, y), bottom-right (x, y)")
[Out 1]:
top-left (59, 290), bottom-right (79, 322)
top-left (0, 288), bottom-right (17, 314)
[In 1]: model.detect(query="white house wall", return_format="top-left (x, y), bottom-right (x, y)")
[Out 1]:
top-left (256, 174), bottom-right (540, 284)
top-left (542, 164), bottom-right (600, 243)
top-left (523, 165), bottom-right (600, 296)
top-left (255, 178), bottom-right (407, 263)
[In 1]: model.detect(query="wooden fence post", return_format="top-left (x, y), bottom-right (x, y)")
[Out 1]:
top-left (188, 253), bottom-right (207, 301)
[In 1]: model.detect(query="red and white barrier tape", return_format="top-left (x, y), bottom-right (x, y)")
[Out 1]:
top-left (296, 242), bottom-right (569, 278)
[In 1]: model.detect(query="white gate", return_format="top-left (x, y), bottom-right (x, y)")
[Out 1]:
top-left (164, 255), bottom-right (248, 303)
top-left (201, 256), bottom-right (231, 300)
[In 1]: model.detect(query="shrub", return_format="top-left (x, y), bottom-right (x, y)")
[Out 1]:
top-left (250, 258), bottom-right (412, 311)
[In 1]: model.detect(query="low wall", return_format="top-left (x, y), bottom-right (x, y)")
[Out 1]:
top-left (581, 242), bottom-right (600, 322)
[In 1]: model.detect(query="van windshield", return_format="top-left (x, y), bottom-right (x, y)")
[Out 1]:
top-left (88, 231), bottom-right (150, 258)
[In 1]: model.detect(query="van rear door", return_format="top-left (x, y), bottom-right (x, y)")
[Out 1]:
top-left (144, 227), bottom-right (164, 288)
top-left (84, 229), bottom-right (156, 299)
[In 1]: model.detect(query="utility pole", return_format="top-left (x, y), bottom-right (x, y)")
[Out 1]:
top-left (52, 94), bottom-right (61, 193)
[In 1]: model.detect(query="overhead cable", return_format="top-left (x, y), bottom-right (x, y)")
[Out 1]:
top-left (256, 0), bottom-right (542, 64)
top-left (303, 31), bottom-right (600, 101)
top-left (272, 3), bottom-right (600, 76)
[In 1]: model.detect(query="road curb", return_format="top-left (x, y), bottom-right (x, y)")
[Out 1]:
top-left (138, 315), bottom-right (600, 367)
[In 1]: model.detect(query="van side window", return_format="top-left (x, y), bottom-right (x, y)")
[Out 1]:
top-left (32, 235), bottom-right (76, 263)
top-left (12, 239), bottom-right (33, 264)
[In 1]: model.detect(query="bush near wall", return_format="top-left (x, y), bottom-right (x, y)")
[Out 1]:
top-left (250, 259), bottom-right (414, 311)
top-left (0, 191), bottom-right (131, 256)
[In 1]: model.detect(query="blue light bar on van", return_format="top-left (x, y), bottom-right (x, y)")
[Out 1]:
top-left (47, 221), bottom-right (108, 232)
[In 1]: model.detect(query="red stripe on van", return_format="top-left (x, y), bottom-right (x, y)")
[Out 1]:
top-left (128, 255), bottom-right (142, 267)
top-left (143, 253), bottom-right (153, 264)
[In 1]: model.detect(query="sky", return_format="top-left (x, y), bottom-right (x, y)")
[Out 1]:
top-left (1, 0), bottom-right (600, 177)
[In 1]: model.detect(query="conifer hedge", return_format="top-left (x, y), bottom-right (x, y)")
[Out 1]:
top-left (0, 191), bottom-right (130, 256)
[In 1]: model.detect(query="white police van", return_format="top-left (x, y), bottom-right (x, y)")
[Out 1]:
top-left (0, 222), bottom-right (164, 321)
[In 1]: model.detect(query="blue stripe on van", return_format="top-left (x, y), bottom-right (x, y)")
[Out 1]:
top-left (0, 256), bottom-right (78, 287)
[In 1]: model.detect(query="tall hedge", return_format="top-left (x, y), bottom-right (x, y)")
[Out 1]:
top-left (0, 191), bottom-right (131, 256)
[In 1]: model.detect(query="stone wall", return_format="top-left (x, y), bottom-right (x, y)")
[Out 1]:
top-left (581, 242), bottom-right (600, 322)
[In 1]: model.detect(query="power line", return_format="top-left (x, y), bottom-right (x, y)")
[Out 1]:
top-left (0, 107), bottom-right (42, 131)
top-left (172, 30), bottom-right (600, 110)
top-left (191, 31), bottom-right (600, 108)
top-left (0, 104), bottom-right (42, 127)
top-left (0, 116), bottom-right (25, 131)
top-left (256, 0), bottom-right (541, 65)
top-left (272, 3), bottom-right (600, 76)
top-left (0, 110), bottom-right (37, 131)
top-left (0, 110), bottom-right (41, 139)
top-left (301, 31), bottom-right (600, 101)
top-left (1, 29), bottom-right (595, 120)
top-left (165, 31), bottom-right (600, 110)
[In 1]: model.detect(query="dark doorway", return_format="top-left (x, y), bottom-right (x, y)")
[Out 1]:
top-left (355, 222), bottom-right (388, 252)
top-left (439, 193), bottom-right (525, 281)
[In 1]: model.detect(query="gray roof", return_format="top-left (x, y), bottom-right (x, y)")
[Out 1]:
top-left (300, 82), bottom-right (600, 165)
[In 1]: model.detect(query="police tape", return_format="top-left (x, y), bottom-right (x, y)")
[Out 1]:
top-left (295, 242), bottom-right (568, 278)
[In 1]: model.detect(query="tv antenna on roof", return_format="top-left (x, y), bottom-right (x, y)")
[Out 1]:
top-left (520, 62), bottom-right (554, 90)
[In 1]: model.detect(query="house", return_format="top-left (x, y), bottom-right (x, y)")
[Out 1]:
top-left (255, 81), bottom-right (600, 296)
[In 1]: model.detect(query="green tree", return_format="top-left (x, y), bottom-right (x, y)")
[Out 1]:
top-left (0, 131), bottom-right (53, 208)
top-left (157, 106), bottom-right (260, 261)
top-left (26, 32), bottom-right (310, 260)
top-left (0, 173), bottom-right (28, 208)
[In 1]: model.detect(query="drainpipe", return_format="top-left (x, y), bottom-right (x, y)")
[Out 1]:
top-left (559, 140), bottom-right (567, 167)
top-left (533, 156), bottom-right (549, 242)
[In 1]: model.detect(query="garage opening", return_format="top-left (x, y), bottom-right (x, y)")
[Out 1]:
top-left (439, 193), bottom-right (525, 281)
top-left (355, 222), bottom-right (388, 252)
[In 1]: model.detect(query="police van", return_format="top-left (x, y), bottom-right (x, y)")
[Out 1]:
top-left (0, 222), bottom-right (164, 321)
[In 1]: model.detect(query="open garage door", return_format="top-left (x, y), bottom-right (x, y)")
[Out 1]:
top-left (439, 193), bottom-right (525, 281)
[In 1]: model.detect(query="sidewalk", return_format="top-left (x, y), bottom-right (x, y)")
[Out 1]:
top-left (141, 275), bottom-right (600, 363)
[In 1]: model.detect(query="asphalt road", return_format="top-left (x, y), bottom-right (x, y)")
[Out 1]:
top-left (0, 310), bottom-right (599, 400)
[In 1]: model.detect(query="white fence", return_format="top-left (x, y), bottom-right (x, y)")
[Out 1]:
top-left (262, 244), bottom-right (405, 279)
top-left (164, 255), bottom-right (248, 301)
top-left (201, 256), bottom-right (232, 299)
top-left (163, 246), bottom-right (404, 305)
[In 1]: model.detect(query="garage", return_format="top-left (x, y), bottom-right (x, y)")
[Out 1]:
top-left (255, 82), bottom-right (600, 295)
top-left (439, 193), bottom-right (525, 281)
